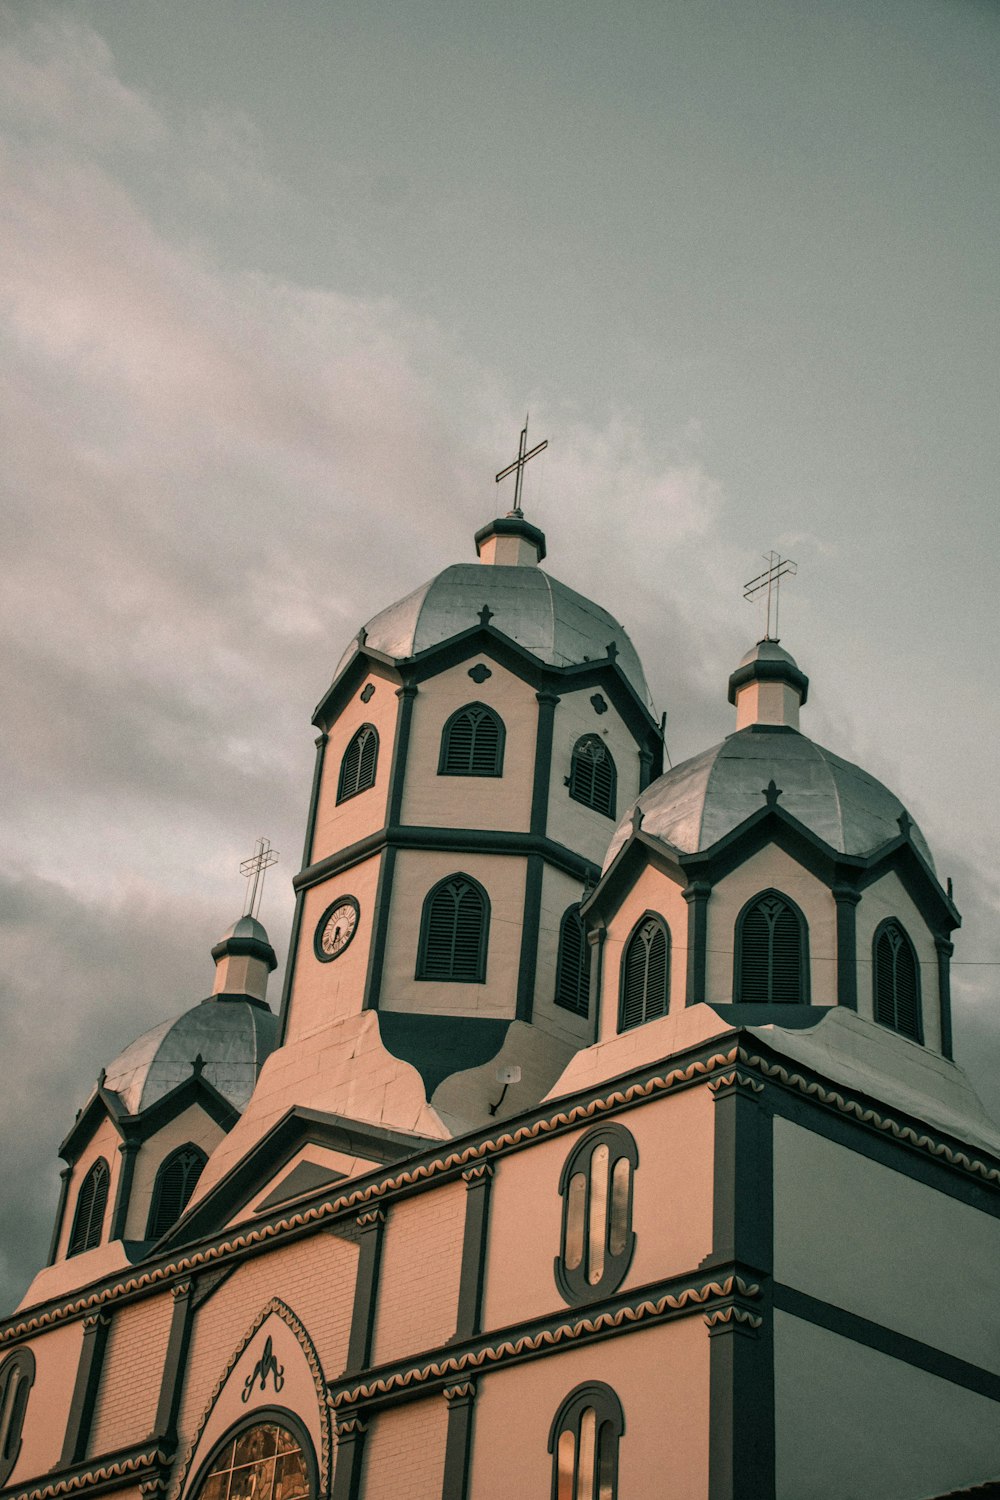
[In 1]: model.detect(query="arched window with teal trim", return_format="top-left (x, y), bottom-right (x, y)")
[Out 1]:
top-left (555, 905), bottom-right (591, 1018)
top-left (337, 724), bottom-right (379, 803)
top-left (873, 918), bottom-right (922, 1042)
top-left (147, 1143), bottom-right (208, 1239)
top-left (416, 873), bottom-right (490, 983)
top-left (548, 1382), bottom-right (625, 1500)
top-left (568, 735), bottom-right (617, 819)
top-left (734, 889), bottom-right (809, 1003)
top-left (438, 703), bottom-right (505, 777)
top-left (67, 1157), bottom-right (110, 1257)
top-left (618, 914), bottom-right (670, 1031)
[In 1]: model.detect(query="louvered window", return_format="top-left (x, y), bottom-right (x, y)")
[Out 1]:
top-left (556, 1124), bottom-right (637, 1305)
top-left (439, 703), bottom-right (505, 777)
top-left (67, 1157), bottom-right (110, 1257)
top-left (555, 905), bottom-right (591, 1017)
top-left (147, 1144), bottom-right (208, 1240)
top-left (568, 735), bottom-right (617, 819)
top-left (337, 724), bottom-right (379, 803)
top-left (874, 920), bottom-right (922, 1042)
top-left (618, 916), bottom-right (669, 1031)
top-left (0, 1348), bottom-right (35, 1487)
top-left (735, 890), bottom-right (808, 1003)
top-left (549, 1382), bottom-right (624, 1500)
top-left (416, 875), bottom-right (489, 982)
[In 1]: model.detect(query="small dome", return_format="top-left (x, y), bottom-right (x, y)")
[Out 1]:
top-left (101, 999), bottom-right (278, 1115)
top-left (603, 726), bottom-right (935, 873)
top-left (219, 914), bottom-right (270, 944)
top-left (332, 562), bottom-right (655, 714)
top-left (728, 639), bottom-right (809, 707)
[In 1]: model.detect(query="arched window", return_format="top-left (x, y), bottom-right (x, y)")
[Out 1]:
top-left (416, 874), bottom-right (490, 983)
top-left (555, 905), bottom-right (591, 1018)
top-left (0, 1348), bottom-right (35, 1487)
top-left (438, 703), bottom-right (505, 777)
top-left (67, 1157), bottom-right (110, 1257)
top-left (548, 1382), bottom-right (624, 1500)
top-left (555, 1124), bottom-right (638, 1305)
top-left (568, 735), bottom-right (617, 819)
top-left (619, 915), bottom-right (669, 1031)
top-left (734, 889), bottom-right (809, 1003)
top-left (147, 1143), bottom-right (208, 1240)
top-left (190, 1415), bottom-right (315, 1500)
top-left (336, 724), bottom-right (379, 803)
top-left (873, 919), bottom-right (922, 1042)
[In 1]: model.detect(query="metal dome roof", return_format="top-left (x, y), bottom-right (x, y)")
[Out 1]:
top-left (102, 999), bottom-right (278, 1116)
top-left (603, 726), bottom-right (935, 872)
top-left (218, 914), bottom-right (270, 943)
top-left (333, 562), bottom-right (655, 714)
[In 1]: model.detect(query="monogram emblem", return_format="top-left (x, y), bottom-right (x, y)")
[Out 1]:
top-left (241, 1335), bottom-right (285, 1403)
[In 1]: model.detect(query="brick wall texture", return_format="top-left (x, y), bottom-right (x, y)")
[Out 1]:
top-left (91, 1292), bottom-right (175, 1452)
top-left (176, 1230), bottom-right (359, 1459)
top-left (359, 1397), bottom-right (447, 1500)
top-left (372, 1184), bottom-right (465, 1366)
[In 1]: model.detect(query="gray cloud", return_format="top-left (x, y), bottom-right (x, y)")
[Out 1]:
top-left (2, 7), bottom-right (998, 1312)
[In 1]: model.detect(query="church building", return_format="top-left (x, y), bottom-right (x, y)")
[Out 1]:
top-left (2, 484), bottom-right (999, 1500)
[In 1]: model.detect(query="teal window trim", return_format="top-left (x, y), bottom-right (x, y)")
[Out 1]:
top-left (734, 888), bottom-right (810, 1004)
top-left (147, 1143), bottom-right (209, 1240)
top-left (618, 912), bottom-right (670, 1032)
top-left (568, 735), bottom-right (617, 819)
top-left (337, 724), bottom-right (379, 804)
top-left (68, 1157), bottom-right (110, 1258)
top-left (554, 904), bottom-right (590, 1017)
top-left (416, 873), bottom-right (490, 983)
top-left (438, 702), bottom-right (505, 778)
top-left (873, 917), bottom-right (923, 1043)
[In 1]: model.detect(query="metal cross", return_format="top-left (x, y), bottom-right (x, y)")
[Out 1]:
top-left (495, 415), bottom-right (548, 516)
top-left (240, 836), bottom-right (278, 919)
top-left (743, 551), bottom-right (798, 641)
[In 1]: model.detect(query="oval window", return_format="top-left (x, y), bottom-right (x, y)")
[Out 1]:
top-left (555, 1124), bottom-right (638, 1305)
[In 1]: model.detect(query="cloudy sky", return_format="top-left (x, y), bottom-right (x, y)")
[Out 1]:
top-left (2, 0), bottom-right (999, 1309)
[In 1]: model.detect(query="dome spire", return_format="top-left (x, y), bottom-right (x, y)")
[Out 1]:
top-left (210, 837), bottom-right (280, 1006)
top-left (476, 416), bottom-right (549, 566)
top-left (728, 640), bottom-right (809, 730)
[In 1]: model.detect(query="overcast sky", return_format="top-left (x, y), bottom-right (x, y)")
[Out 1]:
top-left (2, 0), bottom-right (999, 1310)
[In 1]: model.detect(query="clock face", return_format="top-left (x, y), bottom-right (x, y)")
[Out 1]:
top-left (315, 896), bottom-right (359, 962)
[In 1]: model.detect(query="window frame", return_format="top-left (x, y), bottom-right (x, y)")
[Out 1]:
top-left (147, 1142), bottom-right (209, 1240)
top-left (617, 911), bottom-right (670, 1032)
top-left (437, 701), bottom-right (506, 778)
top-left (67, 1157), bottom-right (110, 1258)
top-left (415, 872), bottom-right (490, 984)
top-left (567, 735), bottom-right (618, 820)
top-left (733, 887), bottom-right (811, 1004)
top-left (548, 1381), bottom-right (625, 1500)
top-left (185, 1408), bottom-right (317, 1500)
top-left (336, 723), bottom-right (379, 804)
top-left (0, 1348), bottom-right (35, 1487)
top-left (555, 1123), bottom-right (638, 1306)
top-left (554, 904), bottom-right (591, 1018)
top-left (872, 917), bottom-right (923, 1043)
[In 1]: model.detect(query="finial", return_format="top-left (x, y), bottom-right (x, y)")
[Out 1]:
top-left (744, 551), bottom-right (798, 642)
top-left (240, 836), bottom-right (279, 920)
top-left (495, 414), bottom-right (548, 516)
top-left (897, 810), bottom-right (912, 838)
top-left (478, 603), bottom-right (494, 628)
top-left (605, 640), bottom-right (618, 662)
top-left (631, 804), bottom-right (644, 835)
top-left (192, 1053), bottom-right (205, 1078)
top-left (762, 779), bottom-right (783, 808)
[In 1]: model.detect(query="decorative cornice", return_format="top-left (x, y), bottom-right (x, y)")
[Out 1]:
top-left (9, 1037), bottom-right (1000, 1348)
top-left (355, 1210), bottom-right (385, 1229)
top-left (703, 1306), bottom-right (763, 1332)
top-left (708, 1071), bottom-right (765, 1098)
top-left (330, 1275), bottom-right (760, 1408)
top-left (443, 1381), bottom-right (476, 1405)
top-left (736, 1047), bottom-right (1000, 1183)
top-left (333, 1417), bottom-right (367, 1439)
top-left (461, 1164), bottom-right (493, 1185)
top-left (170, 1298), bottom-right (331, 1500)
top-left (0, 1445), bottom-right (171, 1500)
top-left (1, 1048), bottom-right (742, 1344)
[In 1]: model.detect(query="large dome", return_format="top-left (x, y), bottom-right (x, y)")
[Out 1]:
top-left (333, 561), bottom-right (655, 714)
top-left (603, 725), bottom-right (935, 873)
top-left (102, 998), bottom-right (278, 1115)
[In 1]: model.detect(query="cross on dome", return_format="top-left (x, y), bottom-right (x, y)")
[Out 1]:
top-left (495, 415), bottom-right (548, 517)
top-left (240, 836), bottom-right (279, 919)
top-left (744, 551), bottom-right (797, 641)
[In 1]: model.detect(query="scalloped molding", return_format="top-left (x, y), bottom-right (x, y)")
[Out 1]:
top-left (0, 1445), bottom-right (170, 1500)
top-left (6, 1040), bottom-right (999, 1348)
top-left (170, 1299), bottom-right (332, 1500)
top-left (331, 1275), bottom-right (761, 1407)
